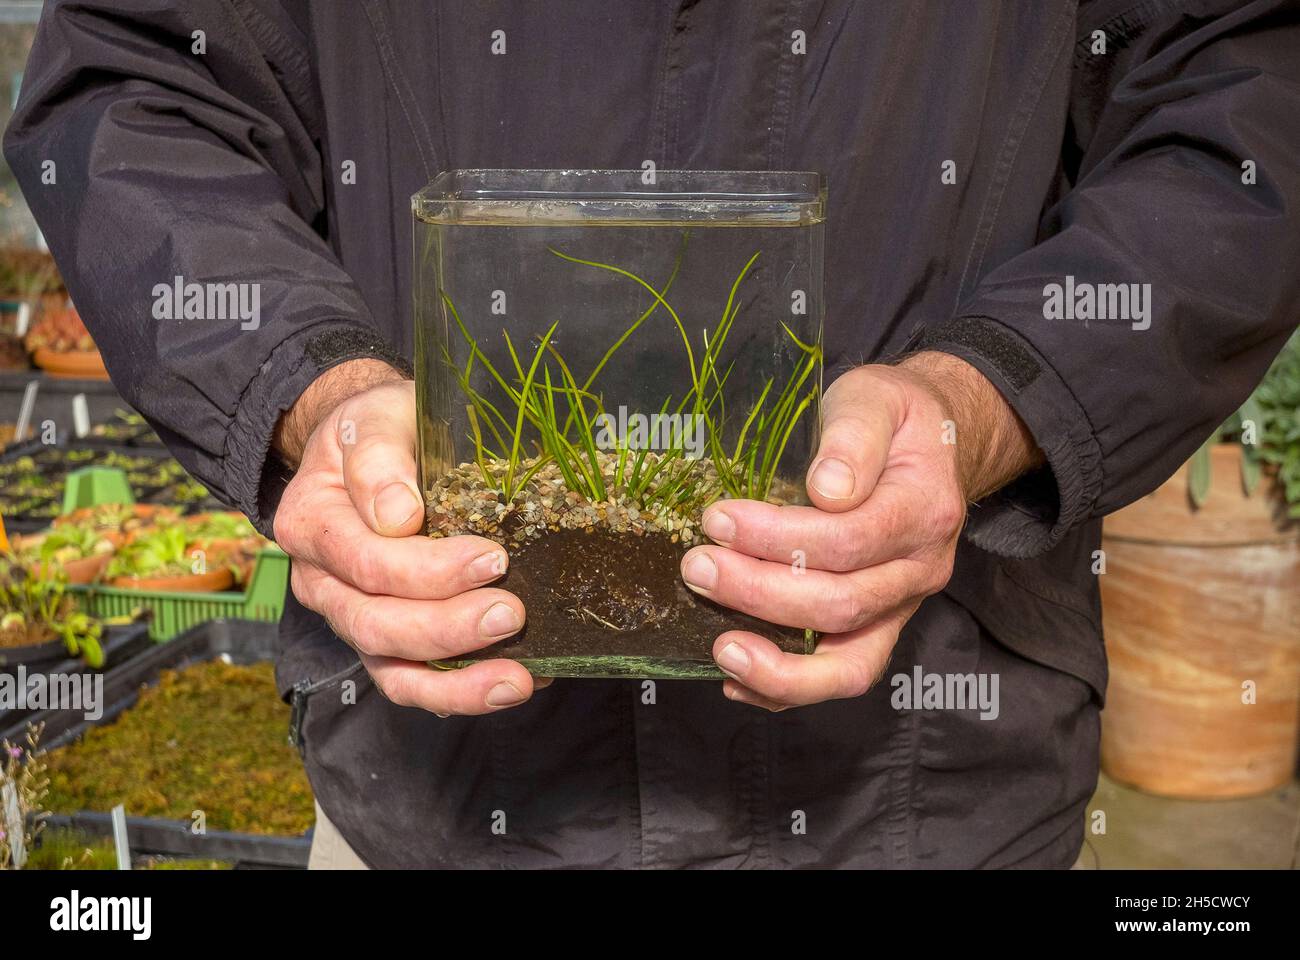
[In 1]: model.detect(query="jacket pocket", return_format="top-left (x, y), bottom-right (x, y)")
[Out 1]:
top-left (288, 660), bottom-right (367, 753)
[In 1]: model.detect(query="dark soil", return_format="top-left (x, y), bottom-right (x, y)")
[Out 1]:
top-left (457, 524), bottom-right (809, 663)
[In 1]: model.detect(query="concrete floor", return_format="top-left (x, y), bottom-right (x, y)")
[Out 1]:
top-left (1081, 773), bottom-right (1300, 869)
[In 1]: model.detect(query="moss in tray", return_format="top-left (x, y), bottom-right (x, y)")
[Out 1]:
top-left (43, 659), bottom-right (315, 835)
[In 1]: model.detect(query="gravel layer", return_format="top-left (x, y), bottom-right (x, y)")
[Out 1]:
top-left (426, 451), bottom-right (798, 547)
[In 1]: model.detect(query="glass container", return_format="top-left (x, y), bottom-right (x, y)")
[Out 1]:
top-left (414, 169), bottom-right (825, 678)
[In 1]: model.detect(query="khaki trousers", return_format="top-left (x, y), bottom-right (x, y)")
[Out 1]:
top-left (308, 801), bottom-right (370, 870)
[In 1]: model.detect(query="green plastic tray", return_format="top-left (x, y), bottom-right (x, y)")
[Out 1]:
top-left (67, 548), bottom-right (289, 642)
top-left (58, 465), bottom-right (290, 641)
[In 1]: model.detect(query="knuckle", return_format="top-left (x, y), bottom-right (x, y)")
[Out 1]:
top-left (837, 657), bottom-right (877, 699)
top-left (346, 618), bottom-right (381, 658)
top-left (375, 669), bottom-right (418, 709)
top-left (881, 497), bottom-right (913, 542)
top-left (824, 518), bottom-right (866, 570)
top-left (334, 395), bottom-right (366, 430)
top-left (348, 544), bottom-right (388, 594)
top-left (350, 632), bottom-right (380, 658)
top-left (373, 673), bottom-right (405, 707)
top-left (345, 596), bottom-right (387, 657)
top-left (929, 494), bottom-right (966, 541)
top-left (272, 494), bottom-right (302, 549)
top-left (828, 584), bottom-right (870, 632)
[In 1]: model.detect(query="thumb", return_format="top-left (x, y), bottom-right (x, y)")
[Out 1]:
top-left (337, 381), bottom-right (425, 536)
top-left (805, 366), bottom-right (902, 513)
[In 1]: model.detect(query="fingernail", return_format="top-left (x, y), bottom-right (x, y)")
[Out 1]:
top-left (682, 552), bottom-right (718, 592)
top-left (810, 457), bottom-right (855, 500)
top-left (469, 550), bottom-right (507, 583)
top-left (480, 602), bottom-right (522, 640)
top-left (716, 642), bottom-right (751, 678)
top-left (374, 482), bottom-right (419, 529)
top-left (702, 508), bottom-right (735, 544)
top-left (486, 680), bottom-right (526, 707)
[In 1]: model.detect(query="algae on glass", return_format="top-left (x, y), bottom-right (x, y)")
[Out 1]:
top-left (414, 170), bottom-right (825, 679)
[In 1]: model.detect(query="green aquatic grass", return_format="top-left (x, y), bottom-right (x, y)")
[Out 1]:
top-left (440, 244), bottom-right (821, 513)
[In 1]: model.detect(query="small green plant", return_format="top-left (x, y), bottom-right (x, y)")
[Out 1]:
top-left (185, 512), bottom-right (258, 542)
top-left (441, 246), bottom-right (821, 515)
top-left (104, 516), bottom-right (252, 582)
top-left (1188, 332), bottom-right (1300, 515)
top-left (17, 524), bottom-right (114, 567)
top-left (0, 247), bottom-right (62, 298)
top-left (0, 560), bottom-right (103, 665)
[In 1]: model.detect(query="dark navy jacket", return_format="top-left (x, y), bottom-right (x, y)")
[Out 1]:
top-left (7, 0), bottom-right (1299, 866)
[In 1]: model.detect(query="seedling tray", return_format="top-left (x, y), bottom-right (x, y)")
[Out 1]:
top-left (0, 621), bottom-right (152, 729)
top-left (5, 618), bottom-right (309, 869)
top-left (68, 547), bottom-right (289, 642)
top-left (0, 441), bottom-right (170, 531)
top-left (38, 810), bottom-right (307, 869)
top-left (5, 460), bottom-right (291, 640)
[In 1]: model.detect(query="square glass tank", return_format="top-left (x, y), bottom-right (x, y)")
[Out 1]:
top-left (414, 169), bottom-right (825, 678)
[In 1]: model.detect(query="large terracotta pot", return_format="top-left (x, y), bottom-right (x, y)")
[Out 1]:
top-left (109, 568), bottom-right (234, 593)
top-left (1100, 444), bottom-right (1300, 798)
top-left (31, 346), bottom-right (109, 380)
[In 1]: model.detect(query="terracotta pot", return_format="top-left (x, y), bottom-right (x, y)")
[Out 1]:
top-left (109, 568), bottom-right (234, 593)
top-left (30, 552), bottom-right (112, 585)
top-left (1100, 444), bottom-right (1300, 798)
top-left (31, 346), bottom-right (109, 380)
top-left (14, 531), bottom-right (115, 585)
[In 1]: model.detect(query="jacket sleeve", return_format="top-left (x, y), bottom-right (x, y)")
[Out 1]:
top-left (3, 0), bottom-right (405, 535)
top-left (918, 0), bottom-right (1300, 559)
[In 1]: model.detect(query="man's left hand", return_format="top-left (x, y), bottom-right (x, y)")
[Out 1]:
top-left (681, 351), bottom-right (1042, 710)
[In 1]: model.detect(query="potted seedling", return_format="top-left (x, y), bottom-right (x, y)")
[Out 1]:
top-left (0, 247), bottom-right (63, 374)
top-left (415, 170), bottom-right (825, 678)
top-left (1101, 333), bottom-right (1300, 797)
top-left (24, 302), bottom-right (108, 380)
top-left (0, 559), bottom-right (104, 667)
top-left (182, 512), bottom-right (265, 585)
top-left (12, 524), bottom-right (117, 584)
top-left (104, 522), bottom-right (236, 593)
top-left (54, 502), bottom-right (178, 537)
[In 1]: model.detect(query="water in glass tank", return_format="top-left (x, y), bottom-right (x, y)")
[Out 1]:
top-left (413, 170), bottom-right (825, 678)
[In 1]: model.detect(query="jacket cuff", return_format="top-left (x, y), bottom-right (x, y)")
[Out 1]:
top-left (224, 321), bottom-right (412, 538)
top-left (914, 316), bottom-right (1105, 559)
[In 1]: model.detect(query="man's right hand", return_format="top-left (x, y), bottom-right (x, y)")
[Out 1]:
top-left (271, 359), bottom-right (539, 716)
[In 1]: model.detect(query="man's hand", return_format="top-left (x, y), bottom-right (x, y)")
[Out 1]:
top-left (272, 359), bottom-right (541, 716)
top-left (681, 351), bottom-right (1043, 711)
